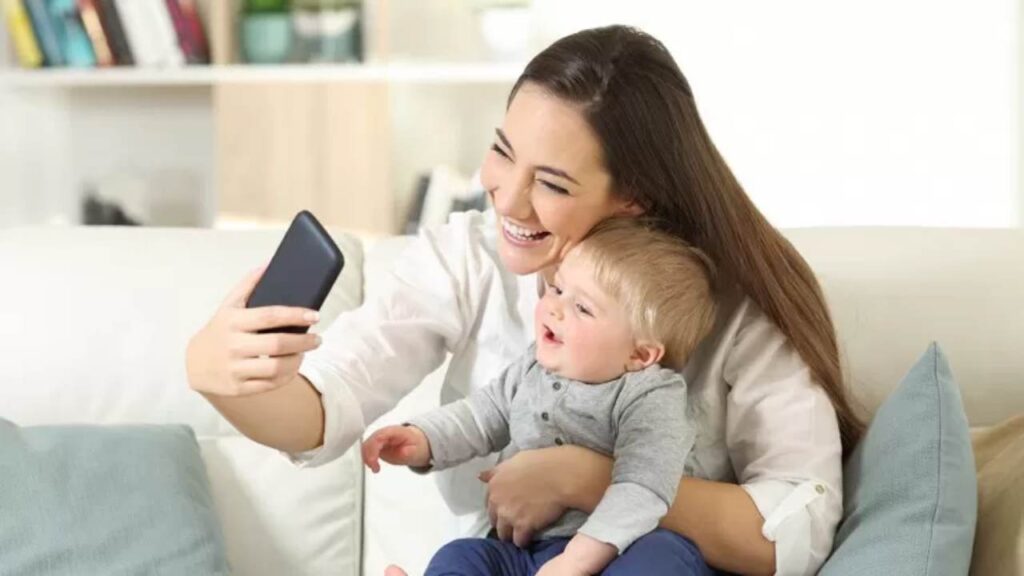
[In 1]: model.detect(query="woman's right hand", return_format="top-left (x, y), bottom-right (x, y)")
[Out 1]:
top-left (479, 446), bottom-right (612, 547)
top-left (186, 264), bottom-right (323, 397)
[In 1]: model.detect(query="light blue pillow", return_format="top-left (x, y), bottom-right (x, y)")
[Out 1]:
top-left (820, 343), bottom-right (977, 575)
top-left (0, 420), bottom-right (230, 575)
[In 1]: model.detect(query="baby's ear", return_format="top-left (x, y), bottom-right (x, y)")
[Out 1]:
top-left (627, 340), bottom-right (665, 371)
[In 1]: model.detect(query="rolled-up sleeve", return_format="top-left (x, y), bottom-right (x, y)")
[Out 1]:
top-left (282, 214), bottom-right (486, 468)
top-left (723, 303), bottom-right (844, 575)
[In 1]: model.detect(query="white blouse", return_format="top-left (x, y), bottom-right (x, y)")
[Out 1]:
top-left (286, 210), bottom-right (843, 576)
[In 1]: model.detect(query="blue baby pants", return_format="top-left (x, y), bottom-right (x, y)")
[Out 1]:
top-left (424, 528), bottom-right (714, 576)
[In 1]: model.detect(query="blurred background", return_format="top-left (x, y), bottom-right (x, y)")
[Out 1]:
top-left (0, 0), bottom-right (1019, 234)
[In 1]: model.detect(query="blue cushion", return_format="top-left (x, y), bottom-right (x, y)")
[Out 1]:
top-left (0, 420), bottom-right (230, 575)
top-left (820, 343), bottom-right (977, 575)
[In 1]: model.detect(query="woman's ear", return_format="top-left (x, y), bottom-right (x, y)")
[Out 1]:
top-left (626, 340), bottom-right (665, 371)
top-left (615, 199), bottom-right (646, 218)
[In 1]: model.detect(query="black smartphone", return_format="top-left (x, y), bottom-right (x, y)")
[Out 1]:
top-left (246, 210), bottom-right (345, 334)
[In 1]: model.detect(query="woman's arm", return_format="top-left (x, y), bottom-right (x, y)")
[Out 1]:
top-left (197, 374), bottom-right (325, 454)
top-left (660, 478), bottom-right (775, 575)
top-left (189, 215), bottom-right (491, 466)
top-left (482, 446), bottom-right (774, 575)
top-left (557, 448), bottom-right (775, 575)
top-left (185, 264), bottom-right (329, 454)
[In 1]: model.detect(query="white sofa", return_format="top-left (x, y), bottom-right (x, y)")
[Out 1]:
top-left (1, 224), bottom-right (1022, 575)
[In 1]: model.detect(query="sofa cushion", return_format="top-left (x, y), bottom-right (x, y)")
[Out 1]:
top-left (0, 419), bottom-right (229, 575)
top-left (970, 415), bottom-right (1024, 575)
top-left (820, 343), bottom-right (977, 575)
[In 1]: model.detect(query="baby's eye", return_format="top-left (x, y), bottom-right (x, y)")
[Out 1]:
top-left (575, 303), bottom-right (592, 317)
top-left (548, 284), bottom-right (562, 296)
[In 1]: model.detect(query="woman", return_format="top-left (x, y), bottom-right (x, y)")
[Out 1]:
top-left (187, 26), bottom-right (863, 575)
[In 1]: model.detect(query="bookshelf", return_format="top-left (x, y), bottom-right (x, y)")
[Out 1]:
top-left (0, 62), bottom-right (525, 88)
top-left (0, 1), bottom-right (532, 232)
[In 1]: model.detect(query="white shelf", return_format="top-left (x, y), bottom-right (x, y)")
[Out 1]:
top-left (0, 63), bottom-right (525, 88)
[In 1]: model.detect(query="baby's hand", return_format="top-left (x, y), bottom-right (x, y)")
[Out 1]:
top-left (361, 425), bottom-right (431, 472)
top-left (537, 534), bottom-right (617, 576)
top-left (535, 554), bottom-right (590, 576)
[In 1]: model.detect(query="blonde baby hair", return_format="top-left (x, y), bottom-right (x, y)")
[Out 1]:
top-left (570, 218), bottom-right (718, 370)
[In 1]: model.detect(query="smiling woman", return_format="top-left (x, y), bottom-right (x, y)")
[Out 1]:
top-left (483, 87), bottom-right (632, 276)
top-left (189, 24), bottom-right (857, 576)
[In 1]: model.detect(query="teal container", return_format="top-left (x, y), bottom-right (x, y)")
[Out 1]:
top-left (241, 12), bottom-right (294, 64)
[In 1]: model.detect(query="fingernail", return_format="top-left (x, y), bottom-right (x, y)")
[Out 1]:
top-left (304, 311), bottom-right (319, 322)
top-left (314, 335), bottom-right (322, 345)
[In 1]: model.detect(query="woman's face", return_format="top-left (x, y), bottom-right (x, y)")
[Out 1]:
top-left (480, 83), bottom-right (638, 276)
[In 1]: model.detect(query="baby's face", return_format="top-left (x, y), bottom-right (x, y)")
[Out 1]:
top-left (534, 252), bottom-right (638, 383)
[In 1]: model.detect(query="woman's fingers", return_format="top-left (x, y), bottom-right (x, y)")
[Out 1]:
top-left (486, 498), bottom-right (499, 531)
top-left (231, 354), bottom-right (303, 381)
top-left (222, 263), bottom-right (268, 308)
top-left (229, 332), bottom-right (321, 359)
top-left (512, 524), bottom-right (533, 548)
top-left (495, 517), bottom-right (514, 542)
top-left (231, 306), bottom-right (320, 333)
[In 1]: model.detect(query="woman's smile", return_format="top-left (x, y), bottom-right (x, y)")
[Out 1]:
top-left (501, 217), bottom-right (551, 246)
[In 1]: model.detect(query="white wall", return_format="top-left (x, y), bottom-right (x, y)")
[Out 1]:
top-left (528, 0), bottom-right (1020, 228)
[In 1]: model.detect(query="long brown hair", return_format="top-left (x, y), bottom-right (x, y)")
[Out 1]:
top-left (512, 25), bottom-right (864, 456)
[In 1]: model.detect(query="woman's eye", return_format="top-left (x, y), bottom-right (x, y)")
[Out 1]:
top-left (575, 303), bottom-right (592, 316)
top-left (490, 143), bottom-right (510, 160)
top-left (539, 180), bottom-right (569, 195)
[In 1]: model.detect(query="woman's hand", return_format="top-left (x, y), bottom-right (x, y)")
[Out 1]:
top-left (362, 425), bottom-right (431, 472)
top-left (479, 446), bottom-right (611, 547)
top-left (186, 264), bottom-right (323, 397)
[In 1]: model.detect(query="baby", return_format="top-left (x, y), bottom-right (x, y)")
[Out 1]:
top-left (363, 218), bottom-right (717, 576)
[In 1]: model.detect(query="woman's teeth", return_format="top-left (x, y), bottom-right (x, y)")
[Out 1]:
top-left (503, 220), bottom-right (548, 242)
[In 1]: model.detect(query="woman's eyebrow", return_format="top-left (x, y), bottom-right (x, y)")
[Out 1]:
top-left (495, 128), bottom-right (515, 154)
top-left (495, 128), bottom-right (580, 185)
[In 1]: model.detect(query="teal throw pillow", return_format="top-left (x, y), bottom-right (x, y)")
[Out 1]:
top-left (0, 420), bottom-right (230, 575)
top-left (820, 343), bottom-right (977, 574)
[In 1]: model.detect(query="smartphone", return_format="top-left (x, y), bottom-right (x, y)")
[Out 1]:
top-left (246, 210), bottom-right (345, 334)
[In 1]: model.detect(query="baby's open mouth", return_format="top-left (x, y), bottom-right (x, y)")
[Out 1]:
top-left (543, 325), bottom-right (562, 344)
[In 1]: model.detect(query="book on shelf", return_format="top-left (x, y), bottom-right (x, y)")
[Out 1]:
top-left (114, 0), bottom-right (179, 67)
top-left (144, 0), bottom-right (186, 66)
top-left (76, 0), bottom-right (113, 66)
top-left (95, 0), bottom-right (132, 65)
top-left (3, 0), bottom-right (211, 69)
top-left (23, 0), bottom-right (64, 66)
top-left (3, 0), bottom-right (43, 68)
top-left (165, 0), bottom-right (209, 64)
top-left (51, 0), bottom-right (96, 67)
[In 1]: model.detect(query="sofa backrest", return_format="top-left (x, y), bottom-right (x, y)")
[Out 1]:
top-left (0, 226), bottom-right (366, 576)
top-left (3, 224), bottom-right (1021, 576)
top-left (785, 227), bottom-right (1024, 425)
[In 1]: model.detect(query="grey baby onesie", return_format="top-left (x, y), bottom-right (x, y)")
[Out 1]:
top-left (408, 344), bottom-right (694, 552)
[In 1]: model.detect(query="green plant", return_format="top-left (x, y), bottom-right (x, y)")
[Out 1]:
top-left (244, 0), bottom-right (290, 13)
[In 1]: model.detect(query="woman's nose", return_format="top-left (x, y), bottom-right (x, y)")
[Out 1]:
top-left (492, 173), bottom-right (533, 220)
